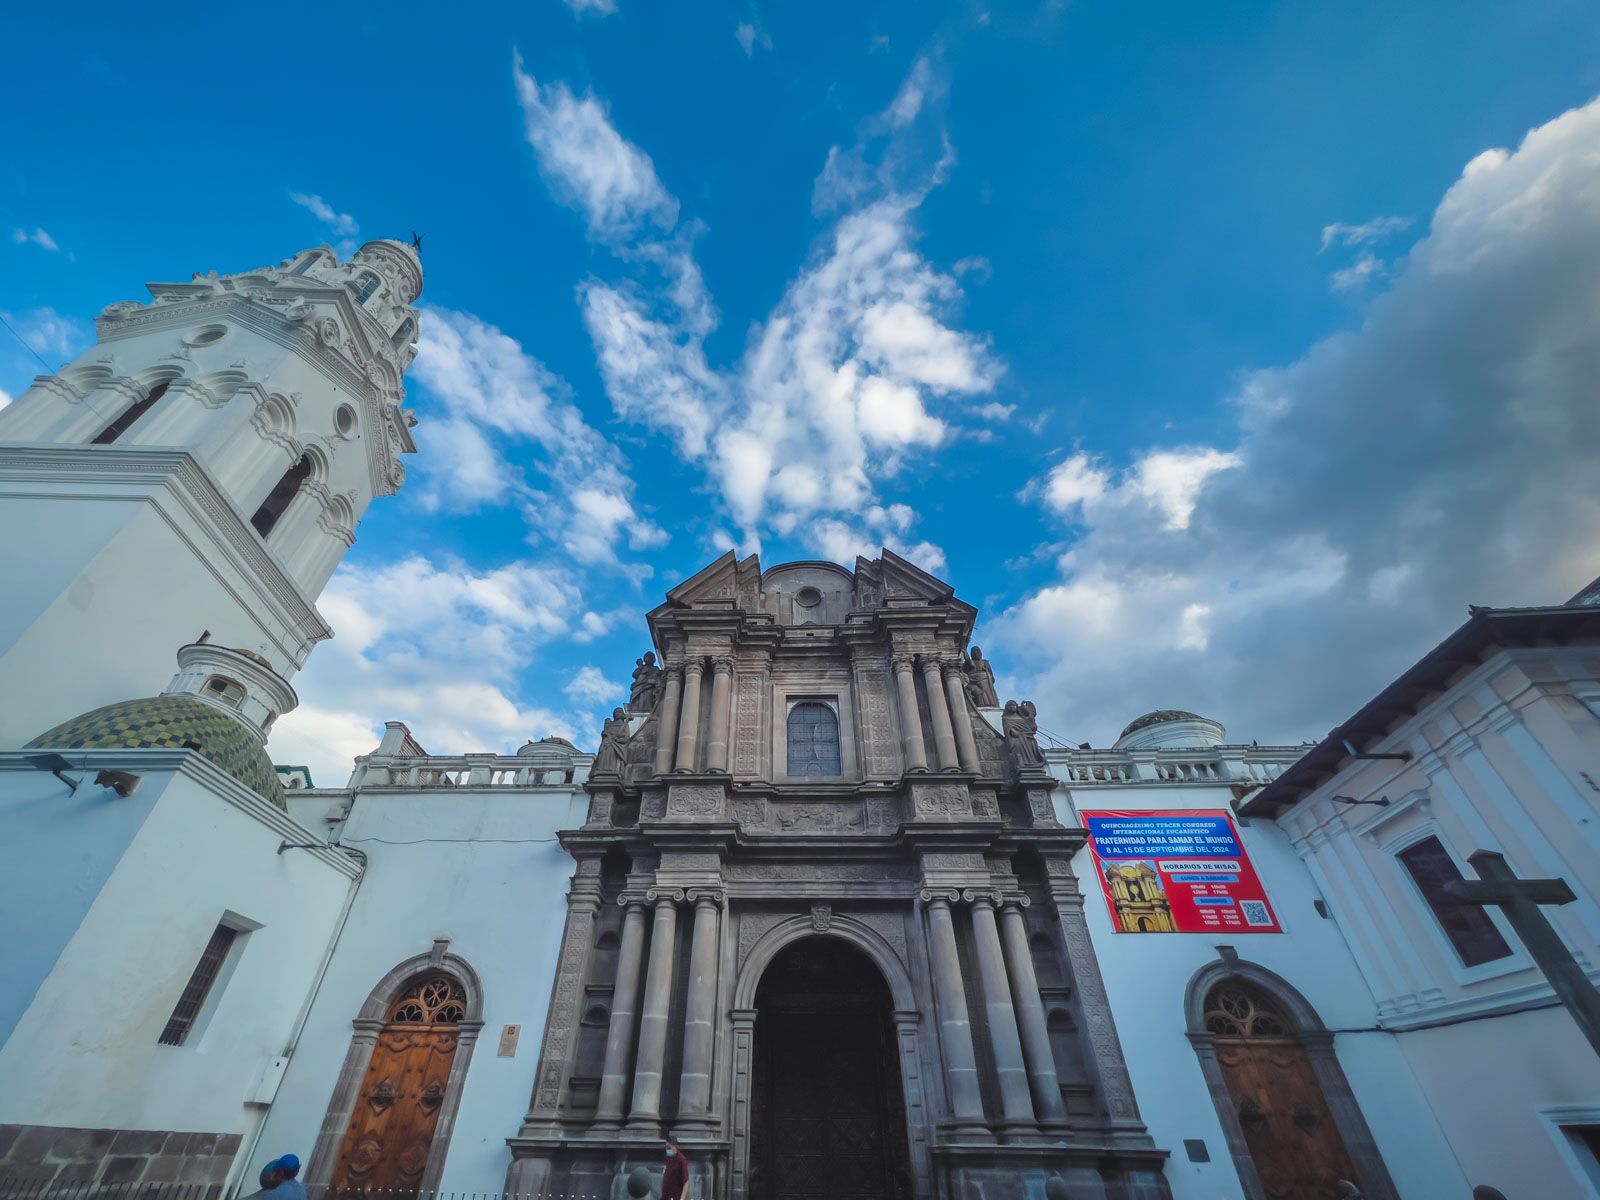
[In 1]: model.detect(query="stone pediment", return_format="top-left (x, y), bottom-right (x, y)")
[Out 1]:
top-left (657, 550), bottom-right (762, 612)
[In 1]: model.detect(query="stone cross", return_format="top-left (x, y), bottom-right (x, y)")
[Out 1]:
top-left (1444, 850), bottom-right (1600, 1059)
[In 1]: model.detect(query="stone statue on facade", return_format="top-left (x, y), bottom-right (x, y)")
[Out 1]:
top-left (1003, 699), bottom-right (1045, 771)
top-left (963, 645), bottom-right (999, 708)
top-left (629, 651), bottom-right (661, 713)
top-left (594, 707), bottom-right (630, 777)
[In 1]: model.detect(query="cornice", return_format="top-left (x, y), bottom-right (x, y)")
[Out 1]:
top-left (0, 444), bottom-right (332, 650)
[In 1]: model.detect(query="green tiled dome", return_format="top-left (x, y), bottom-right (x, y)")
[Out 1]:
top-left (27, 695), bottom-right (285, 809)
top-left (1119, 709), bottom-right (1206, 739)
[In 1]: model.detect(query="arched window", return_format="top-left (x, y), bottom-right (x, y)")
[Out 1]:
top-left (1203, 983), bottom-right (1290, 1037)
top-left (787, 701), bottom-right (841, 777)
top-left (350, 272), bottom-right (381, 305)
top-left (290, 253), bottom-right (322, 275)
top-left (386, 974), bottom-right (466, 1025)
top-left (391, 317), bottom-right (416, 350)
top-left (251, 452), bottom-right (313, 538)
top-left (201, 676), bottom-right (246, 709)
top-left (91, 380), bottom-right (170, 445)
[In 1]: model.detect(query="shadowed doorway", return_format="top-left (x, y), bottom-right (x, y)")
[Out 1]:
top-left (750, 937), bottom-right (912, 1200)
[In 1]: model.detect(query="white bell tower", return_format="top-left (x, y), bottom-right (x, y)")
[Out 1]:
top-left (0, 240), bottom-right (424, 748)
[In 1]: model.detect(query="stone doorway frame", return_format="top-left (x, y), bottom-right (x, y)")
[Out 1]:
top-left (305, 950), bottom-right (486, 1195)
top-left (1184, 957), bottom-right (1397, 1200)
top-left (730, 916), bottom-right (933, 1200)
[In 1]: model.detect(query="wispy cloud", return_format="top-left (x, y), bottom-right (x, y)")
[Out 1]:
top-left (289, 191), bottom-right (359, 237)
top-left (735, 22), bottom-right (771, 56)
top-left (1320, 215), bottom-right (1411, 251)
top-left (517, 53), bottom-right (998, 570)
top-left (11, 227), bottom-right (59, 252)
top-left (563, 0), bottom-right (617, 16)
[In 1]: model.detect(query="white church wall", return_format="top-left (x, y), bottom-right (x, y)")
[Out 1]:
top-left (0, 483), bottom-right (321, 749)
top-left (252, 783), bottom-right (587, 1192)
top-left (0, 755), bottom-right (354, 1158)
top-left (1048, 764), bottom-right (1469, 1198)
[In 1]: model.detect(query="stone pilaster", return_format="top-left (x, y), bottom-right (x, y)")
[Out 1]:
top-left (706, 656), bottom-right (734, 772)
top-left (675, 660), bottom-right (705, 772)
top-left (892, 655), bottom-right (929, 772)
top-left (627, 890), bottom-right (683, 1132)
top-left (653, 665), bottom-right (683, 775)
top-left (944, 661), bottom-right (981, 773)
top-left (592, 896), bottom-right (650, 1127)
top-left (999, 899), bottom-right (1068, 1130)
top-left (922, 655), bottom-right (961, 772)
top-left (521, 859), bottom-right (606, 1131)
top-left (921, 890), bottom-right (991, 1139)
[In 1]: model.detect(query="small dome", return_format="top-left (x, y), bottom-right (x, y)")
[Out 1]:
top-left (516, 735), bottom-right (578, 756)
top-left (27, 696), bottom-right (285, 809)
top-left (1119, 710), bottom-right (1205, 739)
top-left (353, 239), bottom-right (423, 303)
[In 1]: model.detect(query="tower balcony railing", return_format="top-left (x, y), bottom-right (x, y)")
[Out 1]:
top-left (349, 752), bottom-right (590, 790)
top-left (1044, 744), bottom-right (1307, 787)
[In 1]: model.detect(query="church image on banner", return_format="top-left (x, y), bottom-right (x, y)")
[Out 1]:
top-left (3, 244), bottom-right (1600, 1200)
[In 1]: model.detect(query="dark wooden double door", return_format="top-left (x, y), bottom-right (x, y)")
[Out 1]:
top-left (750, 938), bottom-right (912, 1200)
top-left (330, 1025), bottom-right (458, 1198)
top-left (1216, 1036), bottom-right (1359, 1200)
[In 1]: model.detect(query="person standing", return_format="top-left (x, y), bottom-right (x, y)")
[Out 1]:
top-left (661, 1141), bottom-right (688, 1200)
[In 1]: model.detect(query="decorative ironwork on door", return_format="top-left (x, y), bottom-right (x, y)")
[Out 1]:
top-left (331, 974), bottom-right (465, 1200)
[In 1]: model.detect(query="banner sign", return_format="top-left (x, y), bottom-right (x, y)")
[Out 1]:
top-left (1080, 809), bottom-right (1281, 934)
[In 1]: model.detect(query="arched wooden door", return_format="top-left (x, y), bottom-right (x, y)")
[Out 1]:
top-left (1205, 983), bottom-right (1359, 1200)
top-left (330, 974), bottom-right (466, 1198)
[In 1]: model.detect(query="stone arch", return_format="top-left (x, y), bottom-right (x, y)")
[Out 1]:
top-left (730, 916), bottom-right (931, 1200)
top-left (57, 362), bottom-right (113, 400)
top-left (734, 913), bottom-right (914, 1010)
top-left (305, 949), bottom-right (485, 1195)
top-left (1184, 957), bottom-right (1397, 1200)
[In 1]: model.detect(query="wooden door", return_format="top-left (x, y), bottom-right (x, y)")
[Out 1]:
top-left (1207, 986), bottom-right (1359, 1200)
top-left (331, 975), bottom-right (465, 1199)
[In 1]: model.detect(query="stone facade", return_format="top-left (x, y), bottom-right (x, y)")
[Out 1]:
top-left (0, 1124), bottom-right (243, 1192)
top-left (509, 552), bottom-right (1172, 1200)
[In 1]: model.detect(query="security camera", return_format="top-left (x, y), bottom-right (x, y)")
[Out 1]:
top-left (94, 769), bottom-right (142, 798)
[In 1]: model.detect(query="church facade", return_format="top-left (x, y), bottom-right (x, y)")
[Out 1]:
top-left (2, 244), bottom-right (1599, 1200)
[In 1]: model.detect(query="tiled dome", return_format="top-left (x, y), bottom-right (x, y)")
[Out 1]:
top-left (27, 695), bottom-right (285, 808)
top-left (1119, 709), bottom-right (1205, 740)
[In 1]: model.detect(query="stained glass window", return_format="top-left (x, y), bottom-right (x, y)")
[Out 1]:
top-left (787, 701), bottom-right (841, 777)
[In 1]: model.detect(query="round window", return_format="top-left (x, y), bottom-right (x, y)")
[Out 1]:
top-left (334, 404), bottom-right (358, 438)
top-left (794, 586), bottom-right (823, 609)
top-left (183, 324), bottom-right (228, 347)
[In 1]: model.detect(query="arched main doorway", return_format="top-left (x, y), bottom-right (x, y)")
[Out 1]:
top-left (329, 973), bottom-right (467, 1198)
top-left (750, 938), bottom-right (912, 1200)
top-left (1203, 981), bottom-right (1360, 1200)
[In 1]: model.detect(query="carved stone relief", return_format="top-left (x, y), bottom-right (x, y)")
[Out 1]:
top-left (910, 781), bottom-right (972, 819)
top-left (733, 671), bottom-right (767, 777)
top-left (725, 861), bottom-right (915, 883)
top-left (736, 910), bottom-right (790, 969)
top-left (640, 789), bottom-right (667, 821)
top-left (666, 784), bottom-right (725, 819)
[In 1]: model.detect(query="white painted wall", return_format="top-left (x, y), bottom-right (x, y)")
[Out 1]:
top-left (253, 784), bottom-right (586, 1191)
top-left (1051, 775), bottom-right (1468, 1199)
top-left (0, 757), bottom-right (354, 1154)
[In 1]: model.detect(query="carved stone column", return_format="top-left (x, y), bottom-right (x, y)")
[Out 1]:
top-left (675, 890), bottom-right (723, 1128)
top-left (628, 890), bottom-right (683, 1131)
top-left (893, 656), bottom-right (929, 773)
top-left (943, 662), bottom-right (981, 773)
top-left (969, 894), bottom-right (1038, 1137)
top-left (592, 896), bottom-right (650, 1127)
top-left (705, 657), bottom-right (735, 772)
top-left (921, 891), bottom-right (990, 1138)
top-left (653, 666), bottom-right (683, 775)
top-left (675, 659), bottom-right (705, 772)
top-left (998, 899), bottom-right (1067, 1129)
top-left (921, 656), bottom-right (960, 771)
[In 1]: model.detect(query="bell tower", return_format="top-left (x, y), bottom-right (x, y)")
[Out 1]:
top-left (0, 240), bottom-right (424, 748)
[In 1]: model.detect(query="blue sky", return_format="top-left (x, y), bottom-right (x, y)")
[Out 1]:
top-left (5, 1), bottom-right (1600, 782)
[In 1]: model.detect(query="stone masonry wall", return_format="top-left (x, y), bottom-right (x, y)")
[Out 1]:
top-left (0, 1124), bottom-right (242, 1193)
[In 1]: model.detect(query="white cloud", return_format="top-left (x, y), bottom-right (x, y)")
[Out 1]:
top-left (564, 0), bottom-right (617, 14)
top-left (1328, 250), bottom-right (1385, 292)
top-left (270, 555), bottom-right (591, 783)
top-left (992, 97), bottom-right (1600, 748)
top-left (517, 55), bottom-right (993, 568)
top-left (1320, 215), bottom-right (1411, 251)
top-left (411, 306), bottom-right (662, 564)
top-left (564, 664), bottom-right (622, 707)
top-left (0, 308), bottom-right (91, 368)
top-left (289, 191), bottom-right (359, 237)
top-left (514, 56), bottom-right (677, 242)
top-left (734, 23), bottom-right (771, 55)
top-left (12, 227), bottom-right (59, 252)
top-left (0, 385), bottom-right (11, 411)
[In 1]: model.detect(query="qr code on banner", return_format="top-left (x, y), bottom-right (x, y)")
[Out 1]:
top-left (1240, 900), bottom-right (1273, 927)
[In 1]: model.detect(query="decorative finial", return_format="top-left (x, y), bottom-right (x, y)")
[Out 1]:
top-left (410, 231), bottom-right (425, 253)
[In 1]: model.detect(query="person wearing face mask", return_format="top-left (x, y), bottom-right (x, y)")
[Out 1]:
top-left (661, 1141), bottom-right (688, 1200)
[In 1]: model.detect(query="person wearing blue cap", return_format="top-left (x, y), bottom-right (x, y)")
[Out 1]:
top-left (251, 1154), bottom-right (307, 1200)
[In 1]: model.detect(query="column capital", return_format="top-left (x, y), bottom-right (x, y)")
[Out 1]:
top-left (686, 888), bottom-right (725, 907)
top-left (920, 887), bottom-right (961, 906)
top-left (891, 654), bottom-right (918, 675)
top-left (646, 887), bottom-right (686, 905)
top-left (963, 888), bottom-right (1004, 908)
top-left (710, 655), bottom-right (735, 676)
top-left (1000, 894), bottom-right (1032, 913)
top-left (682, 658), bottom-right (706, 680)
top-left (940, 658), bottom-right (965, 679)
